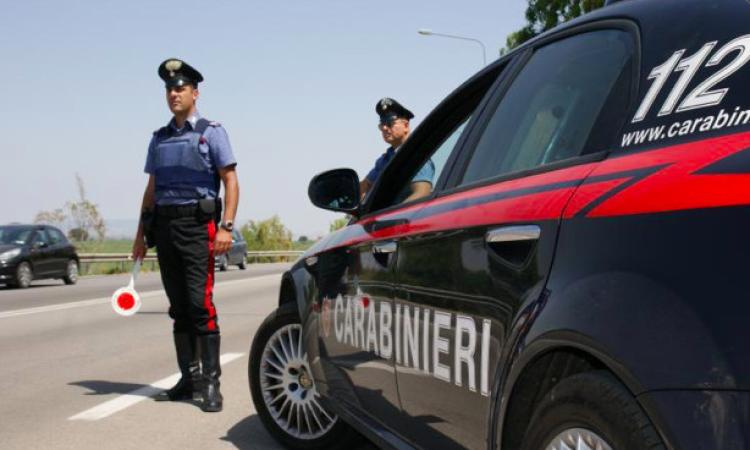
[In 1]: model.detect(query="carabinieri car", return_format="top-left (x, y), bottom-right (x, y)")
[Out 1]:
top-left (249, 0), bottom-right (750, 448)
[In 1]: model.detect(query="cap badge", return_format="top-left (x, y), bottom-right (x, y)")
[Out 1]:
top-left (165, 60), bottom-right (182, 72)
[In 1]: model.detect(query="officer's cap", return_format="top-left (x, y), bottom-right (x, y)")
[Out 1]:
top-left (158, 58), bottom-right (204, 88)
top-left (375, 97), bottom-right (414, 121)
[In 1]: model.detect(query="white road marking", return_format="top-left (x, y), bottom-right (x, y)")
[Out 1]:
top-left (0, 274), bottom-right (281, 320)
top-left (68, 352), bottom-right (245, 421)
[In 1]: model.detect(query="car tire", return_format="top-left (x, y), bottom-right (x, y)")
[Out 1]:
top-left (249, 304), bottom-right (361, 449)
top-left (219, 256), bottom-right (228, 272)
top-left (519, 370), bottom-right (665, 450)
top-left (238, 258), bottom-right (247, 270)
top-left (13, 262), bottom-right (33, 289)
top-left (63, 259), bottom-right (78, 285)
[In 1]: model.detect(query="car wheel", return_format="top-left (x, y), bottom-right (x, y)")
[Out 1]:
top-left (63, 259), bottom-right (79, 285)
top-left (238, 258), bottom-right (247, 270)
top-left (519, 371), bottom-right (665, 450)
top-left (14, 262), bottom-right (33, 289)
top-left (219, 256), bottom-right (228, 272)
top-left (249, 304), bottom-right (360, 449)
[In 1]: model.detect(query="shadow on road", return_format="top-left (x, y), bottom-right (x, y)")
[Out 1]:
top-left (69, 380), bottom-right (206, 410)
top-left (221, 415), bottom-right (283, 450)
top-left (221, 415), bottom-right (379, 450)
top-left (70, 380), bottom-right (152, 396)
top-left (0, 282), bottom-right (65, 291)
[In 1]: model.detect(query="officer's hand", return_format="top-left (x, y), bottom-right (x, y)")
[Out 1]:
top-left (132, 237), bottom-right (147, 260)
top-left (215, 229), bottom-right (232, 255)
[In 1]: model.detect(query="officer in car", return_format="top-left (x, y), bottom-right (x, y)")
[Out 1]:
top-left (360, 98), bottom-right (435, 202)
top-left (131, 58), bottom-right (239, 413)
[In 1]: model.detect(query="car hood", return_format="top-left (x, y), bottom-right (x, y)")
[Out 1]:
top-left (0, 244), bottom-right (21, 254)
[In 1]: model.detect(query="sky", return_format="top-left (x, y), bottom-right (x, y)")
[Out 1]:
top-left (0, 0), bottom-right (527, 238)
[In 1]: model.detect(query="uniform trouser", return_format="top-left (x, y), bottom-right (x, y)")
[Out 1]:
top-left (155, 213), bottom-right (219, 335)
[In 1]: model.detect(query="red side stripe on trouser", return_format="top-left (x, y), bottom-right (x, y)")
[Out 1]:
top-left (205, 221), bottom-right (217, 331)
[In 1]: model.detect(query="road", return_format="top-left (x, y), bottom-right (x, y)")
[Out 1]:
top-left (0, 264), bottom-right (369, 449)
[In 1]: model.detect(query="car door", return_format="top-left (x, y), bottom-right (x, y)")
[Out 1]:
top-left (29, 228), bottom-right (55, 277)
top-left (390, 25), bottom-right (639, 450)
top-left (44, 227), bottom-right (67, 274)
top-left (312, 62), bottom-right (510, 434)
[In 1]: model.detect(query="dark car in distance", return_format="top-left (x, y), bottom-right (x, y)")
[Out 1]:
top-left (215, 229), bottom-right (247, 271)
top-left (0, 225), bottom-right (80, 289)
top-left (249, 0), bottom-right (750, 449)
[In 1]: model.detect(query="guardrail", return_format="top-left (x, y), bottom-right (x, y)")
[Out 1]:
top-left (79, 251), bottom-right (305, 273)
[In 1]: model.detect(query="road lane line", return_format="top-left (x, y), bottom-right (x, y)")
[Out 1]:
top-left (68, 352), bottom-right (244, 421)
top-left (0, 273), bottom-right (281, 320)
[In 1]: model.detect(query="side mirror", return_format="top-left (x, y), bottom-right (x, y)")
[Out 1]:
top-left (33, 241), bottom-right (47, 249)
top-left (308, 168), bottom-right (361, 216)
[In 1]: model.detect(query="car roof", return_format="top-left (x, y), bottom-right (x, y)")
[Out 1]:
top-left (516, 0), bottom-right (745, 50)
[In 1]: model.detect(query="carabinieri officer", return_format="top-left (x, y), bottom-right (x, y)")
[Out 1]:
top-left (131, 58), bottom-right (239, 413)
top-left (360, 97), bottom-right (434, 203)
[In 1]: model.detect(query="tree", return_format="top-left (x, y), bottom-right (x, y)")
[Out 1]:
top-left (33, 174), bottom-right (106, 241)
top-left (66, 174), bottom-right (106, 241)
top-left (34, 208), bottom-right (66, 229)
top-left (241, 215), bottom-right (293, 251)
top-left (504, 0), bottom-right (605, 51)
top-left (329, 217), bottom-right (349, 233)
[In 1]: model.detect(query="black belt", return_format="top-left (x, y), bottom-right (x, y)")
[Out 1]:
top-left (155, 204), bottom-right (199, 218)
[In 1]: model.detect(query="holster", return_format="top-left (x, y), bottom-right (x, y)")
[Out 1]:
top-left (141, 210), bottom-right (156, 248)
top-left (198, 198), bottom-right (222, 225)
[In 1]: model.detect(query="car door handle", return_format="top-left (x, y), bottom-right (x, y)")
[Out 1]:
top-left (372, 241), bottom-right (397, 254)
top-left (486, 225), bottom-right (541, 243)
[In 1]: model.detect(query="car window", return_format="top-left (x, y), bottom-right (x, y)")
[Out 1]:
top-left (48, 228), bottom-right (66, 244)
top-left (232, 229), bottom-right (242, 241)
top-left (460, 29), bottom-right (635, 186)
top-left (368, 62), bottom-right (508, 213)
top-left (0, 227), bottom-right (33, 245)
top-left (33, 230), bottom-right (51, 245)
top-left (387, 118), bottom-right (471, 207)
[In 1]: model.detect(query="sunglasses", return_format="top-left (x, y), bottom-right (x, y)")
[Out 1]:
top-left (378, 115), bottom-right (405, 128)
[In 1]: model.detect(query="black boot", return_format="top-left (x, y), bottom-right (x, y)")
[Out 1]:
top-left (199, 334), bottom-right (223, 412)
top-left (155, 332), bottom-right (200, 401)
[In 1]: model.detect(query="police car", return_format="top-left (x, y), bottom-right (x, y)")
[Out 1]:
top-left (248, 0), bottom-right (750, 448)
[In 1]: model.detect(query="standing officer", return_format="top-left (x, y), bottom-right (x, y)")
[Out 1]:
top-left (131, 58), bottom-right (239, 413)
top-left (360, 98), bottom-right (434, 203)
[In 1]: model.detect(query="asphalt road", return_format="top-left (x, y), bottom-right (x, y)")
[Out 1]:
top-left (0, 264), bottom-right (372, 449)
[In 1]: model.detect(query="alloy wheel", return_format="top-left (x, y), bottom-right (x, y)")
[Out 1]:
top-left (17, 263), bottom-right (32, 288)
top-left (67, 260), bottom-right (78, 283)
top-left (259, 323), bottom-right (337, 440)
top-left (546, 428), bottom-right (613, 450)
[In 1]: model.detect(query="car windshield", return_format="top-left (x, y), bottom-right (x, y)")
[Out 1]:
top-left (0, 227), bottom-right (33, 245)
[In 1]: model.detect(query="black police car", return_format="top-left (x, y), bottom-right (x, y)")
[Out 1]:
top-left (249, 0), bottom-right (750, 448)
top-left (0, 225), bottom-right (80, 289)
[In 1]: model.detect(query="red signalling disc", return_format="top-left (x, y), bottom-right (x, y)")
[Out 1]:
top-left (117, 292), bottom-right (136, 310)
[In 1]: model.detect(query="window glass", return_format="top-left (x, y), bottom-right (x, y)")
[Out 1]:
top-left (461, 30), bottom-right (634, 185)
top-left (389, 118), bottom-right (471, 206)
top-left (0, 227), bottom-right (33, 245)
top-left (48, 228), bottom-right (65, 244)
top-left (33, 230), bottom-right (50, 245)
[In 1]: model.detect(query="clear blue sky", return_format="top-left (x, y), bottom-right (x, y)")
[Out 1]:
top-left (0, 0), bottom-right (527, 238)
